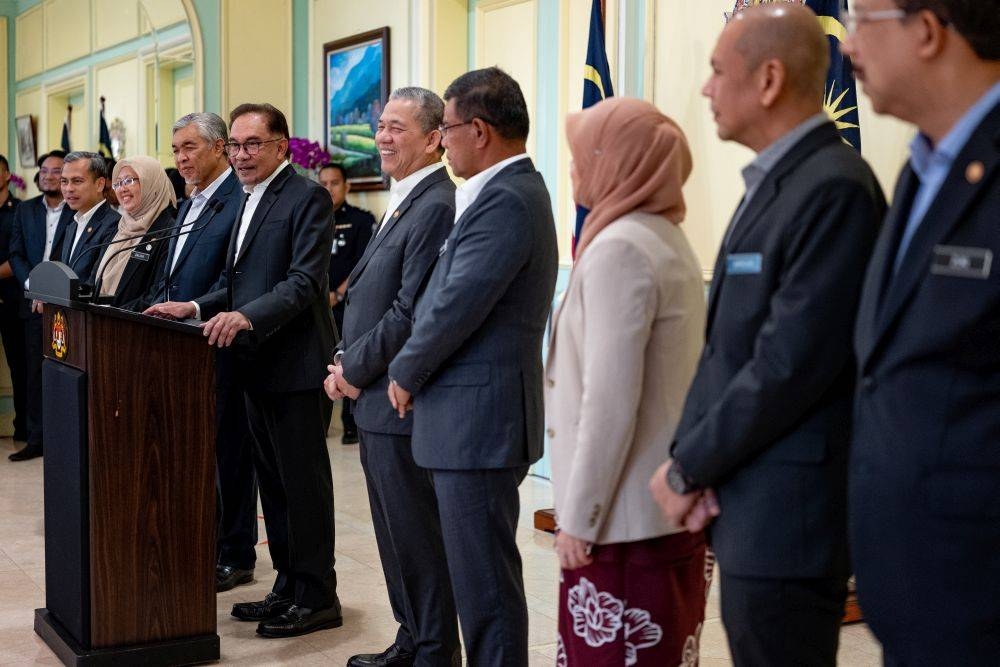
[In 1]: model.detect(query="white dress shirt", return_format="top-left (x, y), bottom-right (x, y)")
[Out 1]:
top-left (68, 200), bottom-right (106, 260)
top-left (26, 199), bottom-right (67, 288)
top-left (453, 153), bottom-right (529, 222)
top-left (376, 162), bottom-right (446, 235)
top-left (171, 167), bottom-right (232, 273)
top-left (234, 161), bottom-right (289, 257)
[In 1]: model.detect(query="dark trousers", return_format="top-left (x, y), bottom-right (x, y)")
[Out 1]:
top-left (215, 357), bottom-right (258, 570)
top-left (360, 430), bottom-right (460, 665)
top-left (0, 310), bottom-right (27, 438)
top-left (23, 315), bottom-right (42, 449)
top-left (431, 466), bottom-right (529, 667)
top-left (720, 572), bottom-right (848, 667)
top-left (244, 388), bottom-right (338, 609)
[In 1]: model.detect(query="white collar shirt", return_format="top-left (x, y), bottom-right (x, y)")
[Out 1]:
top-left (42, 199), bottom-right (66, 262)
top-left (377, 162), bottom-right (446, 235)
top-left (453, 153), bottom-right (529, 223)
top-left (171, 167), bottom-right (232, 273)
top-left (69, 200), bottom-right (106, 259)
top-left (235, 161), bottom-right (288, 257)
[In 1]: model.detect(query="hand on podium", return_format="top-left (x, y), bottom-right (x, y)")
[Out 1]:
top-left (204, 311), bottom-right (251, 348)
top-left (144, 301), bottom-right (196, 321)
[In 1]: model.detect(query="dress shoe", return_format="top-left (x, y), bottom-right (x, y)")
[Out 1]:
top-left (216, 565), bottom-right (253, 592)
top-left (8, 445), bottom-right (42, 461)
top-left (231, 592), bottom-right (293, 622)
top-left (256, 604), bottom-right (343, 638)
top-left (347, 643), bottom-right (415, 666)
top-left (341, 430), bottom-right (359, 445)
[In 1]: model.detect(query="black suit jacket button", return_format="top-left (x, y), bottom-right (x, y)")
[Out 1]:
top-left (861, 376), bottom-right (877, 392)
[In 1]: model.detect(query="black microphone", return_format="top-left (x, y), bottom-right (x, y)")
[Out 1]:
top-left (89, 198), bottom-right (226, 302)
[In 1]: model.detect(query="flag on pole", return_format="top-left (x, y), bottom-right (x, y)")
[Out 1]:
top-left (98, 97), bottom-right (113, 158)
top-left (60, 105), bottom-right (72, 152)
top-left (573, 0), bottom-right (614, 259)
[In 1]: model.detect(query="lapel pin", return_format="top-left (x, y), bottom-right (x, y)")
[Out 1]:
top-left (966, 161), bottom-right (985, 184)
top-left (393, 210), bottom-right (400, 218)
top-left (145, 244), bottom-right (152, 251)
top-left (86, 227), bottom-right (92, 233)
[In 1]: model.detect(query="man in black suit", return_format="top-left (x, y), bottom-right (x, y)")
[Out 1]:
top-left (320, 161), bottom-right (374, 443)
top-left (842, 2), bottom-right (1000, 663)
top-left (0, 155), bottom-right (26, 444)
top-left (144, 112), bottom-right (257, 594)
top-left (147, 103), bottom-right (340, 638)
top-left (386, 68), bottom-right (558, 666)
top-left (9, 150), bottom-right (73, 461)
top-left (649, 6), bottom-right (885, 666)
top-left (326, 87), bottom-right (459, 667)
top-left (58, 152), bottom-right (119, 283)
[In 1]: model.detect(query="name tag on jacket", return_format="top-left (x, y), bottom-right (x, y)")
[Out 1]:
top-left (130, 250), bottom-right (151, 262)
top-left (930, 245), bottom-right (992, 279)
top-left (726, 252), bottom-right (762, 275)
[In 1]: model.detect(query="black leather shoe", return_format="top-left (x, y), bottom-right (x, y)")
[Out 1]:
top-left (341, 430), bottom-right (359, 445)
top-left (8, 445), bottom-right (42, 461)
top-left (231, 592), bottom-right (293, 622)
top-left (216, 565), bottom-right (254, 592)
top-left (256, 604), bottom-right (343, 638)
top-left (347, 644), bottom-right (415, 666)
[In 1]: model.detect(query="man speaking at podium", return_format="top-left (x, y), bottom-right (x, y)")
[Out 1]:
top-left (146, 103), bottom-right (340, 639)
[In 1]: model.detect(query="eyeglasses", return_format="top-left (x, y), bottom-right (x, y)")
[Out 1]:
top-left (39, 168), bottom-right (62, 176)
top-left (844, 8), bottom-right (908, 34)
top-left (223, 138), bottom-right (282, 157)
top-left (438, 121), bottom-right (473, 136)
top-left (111, 176), bottom-right (140, 190)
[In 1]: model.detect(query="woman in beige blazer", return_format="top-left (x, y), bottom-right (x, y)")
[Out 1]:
top-left (547, 97), bottom-right (710, 666)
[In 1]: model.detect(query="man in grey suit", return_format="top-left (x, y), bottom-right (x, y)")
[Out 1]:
top-left (386, 67), bottom-right (558, 667)
top-left (325, 87), bottom-right (460, 667)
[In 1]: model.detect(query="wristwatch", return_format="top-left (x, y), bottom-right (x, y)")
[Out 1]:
top-left (666, 460), bottom-right (700, 495)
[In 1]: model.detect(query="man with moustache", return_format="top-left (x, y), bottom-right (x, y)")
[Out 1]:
top-left (0, 155), bottom-right (27, 445)
top-left (9, 150), bottom-right (74, 461)
top-left (143, 112), bottom-right (257, 593)
top-left (57, 152), bottom-right (119, 283)
top-left (319, 161), bottom-right (374, 442)
top-left (147, 103), bottom-right (339, 638)
top-left (842, 1), bottom-right (1000, 662)
top-left (649, 5), bottom-right (885, 665)
top-left (325, 87), bottom-right (459, 667)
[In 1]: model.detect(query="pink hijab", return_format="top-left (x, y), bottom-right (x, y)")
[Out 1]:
top-left (566, 97), bottom-right (693, 260)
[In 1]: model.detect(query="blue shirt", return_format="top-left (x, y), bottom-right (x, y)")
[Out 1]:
top-left (893, 80), bottom-right (1000, 273)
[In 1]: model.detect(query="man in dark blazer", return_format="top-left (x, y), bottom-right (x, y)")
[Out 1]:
top-left (320, 161), bottom-right (374, 443)
top-left (0, 155), bottom-right (26, 444)
top-left (147, 103), bottom-right (339, 639)
top-left (144, 112), bottom-right (257, 594)
top-left (386, 68), bottom-right (558, 667)
top-left (9, 150), bottom-right (72, 461)
top-left (326, 87), bottom-right (459, 667)
top-left (649, 7), bottom-right (885, 665)
top-left (57, 152), bottom-right (119, 284)
top-left (842, 2), bottom-right (1000, 663)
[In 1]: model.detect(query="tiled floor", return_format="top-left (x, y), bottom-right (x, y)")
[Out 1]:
top-left (0, 429), bottom-right (883, 666)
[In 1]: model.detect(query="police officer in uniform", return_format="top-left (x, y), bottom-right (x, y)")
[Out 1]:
top-left (320, 162), bottom-right (375, 443)
top-left (0, 154), bottom-right (26, 444)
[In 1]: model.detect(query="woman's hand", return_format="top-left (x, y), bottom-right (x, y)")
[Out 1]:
top-left (555, 530), bottom-right (593, 571)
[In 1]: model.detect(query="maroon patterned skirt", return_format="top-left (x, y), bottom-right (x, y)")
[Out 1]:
top-left (557, 531), bottom-right (712, 666)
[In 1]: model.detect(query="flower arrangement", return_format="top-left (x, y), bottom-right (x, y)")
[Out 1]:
top-left (288, 137), bottom-right (332, 181)
top-left (8, 173), bottom-right (26, 195)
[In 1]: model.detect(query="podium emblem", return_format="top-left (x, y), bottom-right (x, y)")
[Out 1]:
top-left (51, 311), bottom-right (68, 359)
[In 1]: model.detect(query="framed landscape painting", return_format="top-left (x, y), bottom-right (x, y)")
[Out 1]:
top-left (16, 115), bottom-right (36, 168)
top-left (323, 27), bottom-right (390, 191)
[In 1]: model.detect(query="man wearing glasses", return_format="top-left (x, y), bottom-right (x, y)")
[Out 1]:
top-left (8, 150), bottom-right (73, 461)
top-left (843, 1), bottom-right (1000, 663)
top-left (147, 103), bottom-right (340, 639)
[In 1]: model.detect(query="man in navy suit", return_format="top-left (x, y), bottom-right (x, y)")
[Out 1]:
top-left (0, 155), bottom-right (26, 444)
top-left (57, 152), bottom-right (119, 283)
top-left (9, 150), bottom-right (73, 461)
top-left (387, 68), bottom-right (558, 666)
top-left (843, 1), bottom-right (1000, 663)
top-left (144, 112), bottom-right (257, 594)
top-left (650, 6), bottom-right (885, 665)
top-left (327, 87), bottom-right (459, 667)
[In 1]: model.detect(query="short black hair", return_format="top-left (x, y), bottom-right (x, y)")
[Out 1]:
top-left (37, 149), bottom-right (67, 168)
top-left (318, 162), bottom-right (348, 181)
top-left (443, 67), bottom-right (530, 141)
top-left (64, 151), bottom-right (110, 180)
top-left (894, 0), bottom-right (1000, 60)
top-left (165, 167), bottom-right (187, 201)
top-left (229, 103), bottom-right (290, 139)
top-left (0, 154), bottom-right (8, 171)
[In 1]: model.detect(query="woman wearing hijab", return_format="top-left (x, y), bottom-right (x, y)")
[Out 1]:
top-left (546, 97), bottom-right (710, 665)
top-left (93, 156), bottom-right (176, 309)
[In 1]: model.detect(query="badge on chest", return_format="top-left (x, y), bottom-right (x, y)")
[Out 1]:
top-left (726, 252), bottom-right (762, 275)
top-left (930, 245), bottom-right (992, 279)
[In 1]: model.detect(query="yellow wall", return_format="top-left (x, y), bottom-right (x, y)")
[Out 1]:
top-left (95, 0), bottom-right (140, 51)
top-left (15, 6), bottom-right (44, 81)
top-left (221, 0), bottom-right (292, 122)
top-left (44, 0), bottom-right (92, 69)
top-left (0, 18), bottom-right (7, 156)
top-left (96, 58), bottom-right (141, 163)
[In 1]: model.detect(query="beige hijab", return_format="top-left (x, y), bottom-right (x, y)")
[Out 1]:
top-left (96, 156), bottom-right (176, 296)
top-left (566, 97), bottom-right (692, 260)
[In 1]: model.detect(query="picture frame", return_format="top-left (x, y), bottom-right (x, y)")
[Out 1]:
top-left (323, 27), bottom-right (390, 191)
top-left (16, 115), bottom-right (36, 168)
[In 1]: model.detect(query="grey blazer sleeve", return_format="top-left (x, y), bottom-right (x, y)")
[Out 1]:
top-left (388, 186), bottom-right (532, 393)
top-left (672, 178), bottom-right (881, 486)
top-left (340, 200), bottom-right (453, 389)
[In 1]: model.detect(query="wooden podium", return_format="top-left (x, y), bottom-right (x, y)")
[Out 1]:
top-left (27, 262), bottom-right (220, 665)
